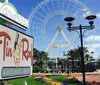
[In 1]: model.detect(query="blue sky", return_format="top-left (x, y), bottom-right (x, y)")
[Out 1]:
top-left (8, 0), bottom-right (100, 18)
top-left (7, 0), bottom-right (100, 59)
top-left (9, 0), bottom-right (43, 18)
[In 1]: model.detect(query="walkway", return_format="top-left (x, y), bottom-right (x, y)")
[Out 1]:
top-left (71, 72), bottom-right (100, 85)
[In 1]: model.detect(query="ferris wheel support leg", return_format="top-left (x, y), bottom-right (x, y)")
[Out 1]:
top-left (45, 31), bottom-right (59, 53)
top-left (61, 30), bottom-right (73, 49)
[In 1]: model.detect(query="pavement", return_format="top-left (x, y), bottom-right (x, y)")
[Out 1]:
top-left (71, 72), bottom-right (100, 85)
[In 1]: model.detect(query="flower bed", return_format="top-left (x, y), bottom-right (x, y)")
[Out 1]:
top-left (34, 76), bottom-right (67, 85)
top-left (34, 74), bottom-right (82, 85)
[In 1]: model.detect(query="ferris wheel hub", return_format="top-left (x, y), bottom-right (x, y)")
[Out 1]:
top-left (57, 26), bottom-right (62, 32)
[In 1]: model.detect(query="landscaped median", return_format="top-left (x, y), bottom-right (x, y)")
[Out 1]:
top-left (33, 74), bottom-right (82, 85)
top-left (8, 73), bottom-right (82, 85)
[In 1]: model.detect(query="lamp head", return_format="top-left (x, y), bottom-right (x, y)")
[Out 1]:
top-left (64, 17), bottom-right (75, 28)
top-left (85, 15), bottom-right (97, 20)
top-left (85, 15), bottom-right (97, 27)
top-left (64, 17), bottom-right (75, 22)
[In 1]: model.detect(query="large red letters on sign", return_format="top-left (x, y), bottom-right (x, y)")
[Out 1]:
top-left (0, 32), bottom-right (32, 61)
top-left (22, 38), bottom-right (32, 60)
top-left (0, 32), bottom-right (11, 61)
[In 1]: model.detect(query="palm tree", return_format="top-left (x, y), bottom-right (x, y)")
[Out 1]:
top-left (67, 46), bottom-right (93, 72)
top-left (67, 49), bottom-right (76, 73)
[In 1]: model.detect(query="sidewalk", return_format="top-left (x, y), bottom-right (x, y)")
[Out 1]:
top-left (71, 72), bottom-right (100, 85)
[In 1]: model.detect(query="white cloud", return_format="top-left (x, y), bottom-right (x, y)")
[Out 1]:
top-left (85, 35), bottom-right (100, 42)
top-left (83, 11), bottom-right (91, 18)
top-left (85, 42), bottom-right (100, 58)
top-left (82, 9), bottom-right (91, 18)
top-left (96, 13), bottom-right (100, 18)
top-left (85, 43), bottom-right (100, 52)
top-left (85, 44), bottom-right (100, 59)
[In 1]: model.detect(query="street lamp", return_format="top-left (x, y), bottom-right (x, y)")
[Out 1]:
top-left (64, 15), bottom-right (97, 85)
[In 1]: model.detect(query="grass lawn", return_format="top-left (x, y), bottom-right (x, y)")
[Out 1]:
top-left (8, 76), bottom-right (49, 85)
top-left (49, 76), bottom-right (82, 85)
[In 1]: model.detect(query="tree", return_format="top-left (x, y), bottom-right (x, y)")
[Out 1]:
top-left (97, 58), bottom-right (100, 69)
top-left (33, 48), bottom-right (49, 73)
top-left (67, 46), bottom-right (93, 72)
top-left (33, 48), bottom-right (40, 72)
top-left (57, 58), bottom-right (67, 73)
top-left (33, 48), bottom-right (40, 61)
top-left (40, 51), bottom-right (49, 72)
top-left (67, 49), bottom-right (76, 73)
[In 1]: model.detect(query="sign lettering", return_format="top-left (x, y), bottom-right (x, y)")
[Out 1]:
top-left (0, 2), bottom-right (29, 29)
top-left (0, 25), bottom-right (33, 80)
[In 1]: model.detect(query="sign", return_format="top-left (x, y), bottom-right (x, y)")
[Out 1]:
top-left (1, 67), bottom-right (31, 78)
top-left (0, 2), bottom-right (29, 29)
top-left (0, 24), bottom-right (33, 80)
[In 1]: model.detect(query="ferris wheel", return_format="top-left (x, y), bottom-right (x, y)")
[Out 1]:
top-left (28, 0), bottom-right (95, 57)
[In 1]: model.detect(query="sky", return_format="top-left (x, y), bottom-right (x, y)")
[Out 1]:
top-left (4, 0), bottom-right (100, 59)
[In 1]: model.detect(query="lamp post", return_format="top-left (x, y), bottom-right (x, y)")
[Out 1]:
top-left (64, 15), bottom-right (97, 85)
